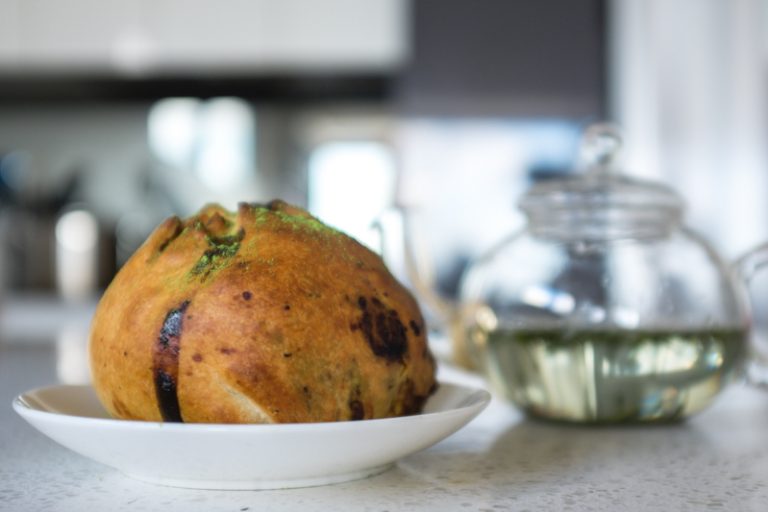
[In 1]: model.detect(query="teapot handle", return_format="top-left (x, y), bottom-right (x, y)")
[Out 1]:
top-left (734, 242), bottom-right (768, 386)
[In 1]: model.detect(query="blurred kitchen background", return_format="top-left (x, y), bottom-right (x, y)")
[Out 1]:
top-left (1, 0), bottom-right (767, 381)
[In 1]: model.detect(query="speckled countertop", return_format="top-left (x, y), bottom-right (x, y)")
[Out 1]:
top-left (2, 341), bottom-right (768, 512)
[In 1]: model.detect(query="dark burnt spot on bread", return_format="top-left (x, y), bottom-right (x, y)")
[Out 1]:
top-left (242, 291), bottom-right (252, 300)
top-left (348, 384), bottom-right (365, 420)
top-left (353, 295), bottom-right (408, 362)
top-left (154, 217), bottom-right (183, 256)
top-left (284, 304), bottom-right (291, 311)
top-left (409, 320), bottom-right (422, 337)
top-left (152, 300), bottom-right (190, 422)
top-left (283, 352), bottom-right (292, 358)
top-left (158, 301), bottom-right (189, 349)
top-left (349, 399), bottom-right (364, 420)
top-left (219, 347), bottom-right (237, 355)
top-left (154, 370), bottom-right (182, 422)
top-left (192, 353), bottom-right (203, 362)
top-left (352, 296), bottom-right (408, 362)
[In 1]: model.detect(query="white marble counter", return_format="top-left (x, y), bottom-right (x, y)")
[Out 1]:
top-left (2, 342), bottom-right (768, 512)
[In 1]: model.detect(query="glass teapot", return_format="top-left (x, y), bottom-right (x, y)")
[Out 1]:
top-left (401, 123), bottom-right (768, 423)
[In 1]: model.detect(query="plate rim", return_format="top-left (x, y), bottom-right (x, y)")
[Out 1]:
top-left (13, 380), bottom-right (491, 432)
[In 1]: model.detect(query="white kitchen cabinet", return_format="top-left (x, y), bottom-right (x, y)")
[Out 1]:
top-left (0, 0), bottom-right (408, 75)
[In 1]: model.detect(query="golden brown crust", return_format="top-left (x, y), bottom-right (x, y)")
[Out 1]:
top-left (89, 200), bottom-right (437, 423)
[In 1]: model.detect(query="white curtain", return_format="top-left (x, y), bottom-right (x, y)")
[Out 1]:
top-left (609, 0), bottom-right (768, 258)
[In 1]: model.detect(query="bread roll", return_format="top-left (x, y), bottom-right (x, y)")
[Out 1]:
top-left (89, 200), bottom-right (437, 423)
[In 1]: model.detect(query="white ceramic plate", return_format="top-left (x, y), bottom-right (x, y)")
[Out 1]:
top-left (13, 382), bottom-right (489, 490)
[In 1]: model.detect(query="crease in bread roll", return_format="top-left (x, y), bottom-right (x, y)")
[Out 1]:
top-left (216, 373), bottom-right (276, 424)
top-left (90, 200), bottom-right (438, 424)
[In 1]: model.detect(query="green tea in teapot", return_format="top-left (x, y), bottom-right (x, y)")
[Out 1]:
top-left (485, 328), bottom-right (747, 423)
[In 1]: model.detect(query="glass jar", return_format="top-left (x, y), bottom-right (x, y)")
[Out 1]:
top-left (459, 125), bottom-right (752, 423)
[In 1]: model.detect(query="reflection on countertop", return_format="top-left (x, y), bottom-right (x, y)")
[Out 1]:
top-left (0, 293), bottom-right (97, 341)
top-left (0, 293), bottom-right (96, 385)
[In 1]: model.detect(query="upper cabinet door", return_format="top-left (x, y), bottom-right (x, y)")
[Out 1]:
top-left (0, 0), bottom-right (408, 75)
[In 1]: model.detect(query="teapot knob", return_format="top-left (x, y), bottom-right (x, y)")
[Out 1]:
top-left (579, 122), bottom-right (623, 171)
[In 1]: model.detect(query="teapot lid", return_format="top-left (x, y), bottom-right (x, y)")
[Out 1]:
top-left (519, 124), bottom-right (684, 239)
